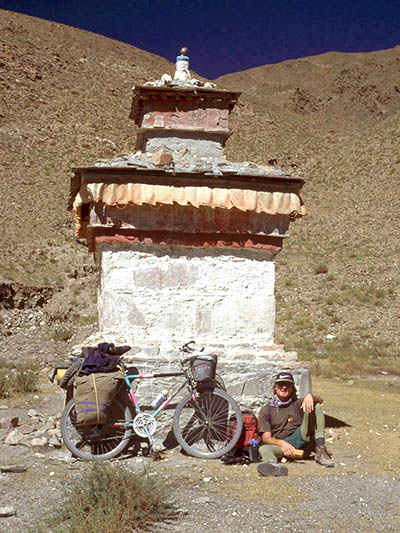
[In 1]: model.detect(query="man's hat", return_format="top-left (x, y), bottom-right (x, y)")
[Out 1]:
top-left (274, 371), bottom-right (295, 384)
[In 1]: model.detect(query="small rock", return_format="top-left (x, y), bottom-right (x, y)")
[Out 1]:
top-left (152, 151), bottom-right (173, 166)
top-left (43, 419), bottom-right (57, 431)
top-left (0, 465), bottom-right (26, 473)
top-left (56, 455), bottom-right (77, 463)
top-left (0, 507), bottom-right (16, 517)
top-left (196, 496), bottom-right (211, 504)
top-left (19, 425), bottom-right (35, 435)
top-left (5, 429), bottom-right (22, 446)
top-left (203, 477), bottom-right (212, 482)
top-left (0, 416), bottom-right (18, 429)
top-left (30, 430), bottom-right (47, 438)
top-left (48, 432), bottom-right (62, 448)
top-left (31, 436), bottom-right (48, 448)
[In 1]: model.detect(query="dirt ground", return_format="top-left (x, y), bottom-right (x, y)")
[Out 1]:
top-left (1, 371), bottom-right (399, 532)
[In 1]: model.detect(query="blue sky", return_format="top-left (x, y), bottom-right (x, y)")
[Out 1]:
top-left (1, 0), bottom-right (399, 79)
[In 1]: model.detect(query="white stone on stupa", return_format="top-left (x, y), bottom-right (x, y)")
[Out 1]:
top-left (174, 46), bottom-right (191, 81)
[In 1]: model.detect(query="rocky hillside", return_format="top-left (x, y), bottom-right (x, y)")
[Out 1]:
top-left (215, 48), bottom-right (400, 366)
top-left (0, 9), bottom-right (399, 368)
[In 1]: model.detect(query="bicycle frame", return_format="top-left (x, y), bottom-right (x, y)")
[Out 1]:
top-left (124, 369), bottom-right (193, 416)
top-left (114, 366), bottom-right (198, 445)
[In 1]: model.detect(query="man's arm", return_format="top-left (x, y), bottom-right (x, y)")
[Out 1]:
top-left (301, 392), bottom-right (324, 413)
top-left (261, 431), bottom-right (296, 459)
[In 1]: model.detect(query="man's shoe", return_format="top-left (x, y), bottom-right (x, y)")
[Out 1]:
top-left (257, 462), bottom-right (288, 477)
top-left (315, 446), bottom-right (334, 467)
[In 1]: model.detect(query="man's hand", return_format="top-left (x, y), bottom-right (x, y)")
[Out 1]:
top-left (301, 393), bottom-right (314, 413)
top-left (279, 440), bottom-right (296, 459)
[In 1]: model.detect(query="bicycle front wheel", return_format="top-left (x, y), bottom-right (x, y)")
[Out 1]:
top-left (60, 395), bottom-right (134, 461)
top-left (173, 388), bottom-right (243, 459)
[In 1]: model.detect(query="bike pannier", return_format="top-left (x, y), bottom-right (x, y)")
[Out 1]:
top-left (190, 354), bottom-right (217, 382)
top-left (73, 370), bottom-right (124, 425)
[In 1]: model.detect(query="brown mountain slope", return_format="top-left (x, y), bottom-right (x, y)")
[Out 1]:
top-left (0, 9), bottom-right (175, 286)
top-left (218, 50), bottom-right (400, 365)
top-left (0, 9), bottom-right (398, 369)
top-left (217, 47), bottom-right (400, 126)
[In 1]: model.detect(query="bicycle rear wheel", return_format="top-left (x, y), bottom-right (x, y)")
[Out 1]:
top-left (60, 395), bottom-right (134, 461)
top-left (172, 388), bottom-right (243, 459)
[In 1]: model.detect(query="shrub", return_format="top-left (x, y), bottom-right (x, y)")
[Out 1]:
top-left (41, 463), bottom-right (176, 532)
top-left (44, 292), bottom-right (73, 324)
top-left (0, 359), bottom-right (39, 398)
top-left (49, 324), bottom-right (74, 341)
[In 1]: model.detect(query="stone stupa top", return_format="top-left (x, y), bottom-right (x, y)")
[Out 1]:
top-left (143, 46), bottom-right (217, 89)
top-left (174, 46), bottom-right (190, 81)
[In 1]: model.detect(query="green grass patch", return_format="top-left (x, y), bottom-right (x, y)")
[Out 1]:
top-left (293, 314), bottom-right (314, 330)
top-left (38, 463), bottom-right (176, 533)
top-left (282, 334), bottom-right (399, 379)
top-left (309, 337), bottom-right (398, 378)
top-left (77, 314), bottom-right (98, 327)
top-left (326, 285), bottom-right (387, 306)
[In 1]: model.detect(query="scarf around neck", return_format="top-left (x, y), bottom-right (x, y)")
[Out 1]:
top-left (269, 394), bottom-right (293, 408)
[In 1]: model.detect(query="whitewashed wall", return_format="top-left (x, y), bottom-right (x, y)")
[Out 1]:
top-left (97, 244), bottom-right (277, 355)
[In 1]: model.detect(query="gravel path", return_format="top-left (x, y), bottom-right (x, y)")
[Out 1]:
top-left (154, 475), bottom-right (400, 532)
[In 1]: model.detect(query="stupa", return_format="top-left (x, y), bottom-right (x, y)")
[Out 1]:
top-left (68, 48), bottom-right (309, 402)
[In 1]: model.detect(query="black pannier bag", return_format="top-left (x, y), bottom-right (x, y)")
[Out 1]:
top-left (190, 354), bottom-right (218, 382)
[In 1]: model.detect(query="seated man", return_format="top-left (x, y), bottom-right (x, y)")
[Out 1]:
top-left (257, 371), bottom-right (334, 476)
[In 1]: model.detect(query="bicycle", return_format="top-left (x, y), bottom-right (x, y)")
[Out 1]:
top-left (54, 342), bottom-right (243, 461)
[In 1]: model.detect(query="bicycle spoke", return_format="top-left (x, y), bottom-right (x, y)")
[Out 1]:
top-left (173, 389), bottom-right (242, 459)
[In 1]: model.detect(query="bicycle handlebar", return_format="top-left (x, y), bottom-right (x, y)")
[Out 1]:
top-left (180, 341), bottom-right (196, 353)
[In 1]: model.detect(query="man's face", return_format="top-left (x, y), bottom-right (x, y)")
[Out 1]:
top-left (274, 381), bottom-right (293, 401)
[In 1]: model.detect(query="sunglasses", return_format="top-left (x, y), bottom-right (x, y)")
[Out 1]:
top-left (276, 382), bottom-right (293, 389)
